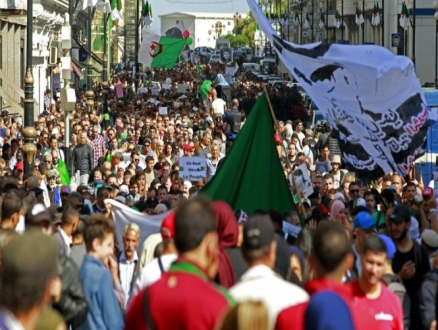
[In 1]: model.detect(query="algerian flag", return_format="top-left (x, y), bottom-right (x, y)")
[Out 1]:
top-left (57, 159), bottom-right (70, 186)
top-left (319, 11), bottom-right (325, 29)
top-left (96, 0), bottom-right (111, 12)
top-left (111, 0), bottom-right (123, 21)
top-left (372, 3), bottom-right (376, 25)
top-left (201, 92), bottom-right (299, 216)
top-left (200, 80), bottom-right (212, 101)
top-left (400, 1), bottom-right (409, 28)
top-left (294, 12), bottom-right (299, 26)
top-left (334, 10), bottom-right (341, 29)
top-left (303, 13), bottom-right (310, 29)
top-left (83, 0), bottom-right (97, 10)
top-left (355, 6), bottom-right (360, 26)
top-left (374, 2), bottom-right (380, 25)
top-left (138, 28), bottom-right (187, 69)
top-left (142, 0), bottom-right (153, 26)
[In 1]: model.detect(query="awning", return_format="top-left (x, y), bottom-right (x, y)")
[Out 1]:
top-left (72, 61), bottom-right (83, 80)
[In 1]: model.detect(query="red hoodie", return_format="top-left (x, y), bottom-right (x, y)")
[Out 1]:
top-left (275, 278), bottom-right (376, 330)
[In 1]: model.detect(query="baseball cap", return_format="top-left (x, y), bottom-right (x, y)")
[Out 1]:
top-left (422, 229), bottom-right (438, 248)
top-left (378, 234), bottom-right (396, 260)
top-left (161, 212), bottom-right (175, 239)
top-left (356, 198), bottom-right (366, 207)
top-left (60, 186), bottom-right (71, 194)
top-left (183, 144), bottom-right (194, 152)
top-left (26, 203), bottom-right (53, 226)
top-left (423, 187), bottom-right (434, 198)
top-left (389, 205), bottom-right (412, 223)
top-left (31, 187), bottom-right (44, 197)
top-left (145, 197), bottom-right (158, 208)
top-left (354, 212), bottom-right (374, 230)
top-left (114, 192), bottom-right (127, 204)
top-left (15, 162), bottom-right (24, 172)
top-left (242, 215), bottom-right (275, 250)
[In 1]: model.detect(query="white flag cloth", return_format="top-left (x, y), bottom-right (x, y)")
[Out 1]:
top-left (247, 0), bottom-right (437, 178)
top-left (360, 14), bottom-right (364, 24)
top-left (83, 0), bottom-right (98, 11)
top-left (111, 7), bottom-right (124, 21)
top-left (374, 13), bottom-right (380, 25)
top-left (96, 0), bottom-right (111, 13)
top-left (400, 15), bottom-right (408, 28)
top-left (106, 199), bottom-right (167, 254)
top-left (303, 19), bottom-right (310, 29)
top-left (372, 13), bottom-right (376, 25)
top-left (318, 19), bottom-right (324, 29)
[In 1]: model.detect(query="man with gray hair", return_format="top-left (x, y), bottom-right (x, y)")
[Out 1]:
top-left (117, 222), bottom-right (141, 309)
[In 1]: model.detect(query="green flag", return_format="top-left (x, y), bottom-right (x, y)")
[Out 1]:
top-left (57, 159), bottom-right (70, 186)
top-left (196, 64), bottom-right (202, 74)
top-left (200, 80), bottom-right (212, 101)
top-left (200, 93), bottom-right (297, 216)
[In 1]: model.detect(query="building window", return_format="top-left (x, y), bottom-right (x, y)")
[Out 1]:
top-left (228, 21), bottom-right (231, 26)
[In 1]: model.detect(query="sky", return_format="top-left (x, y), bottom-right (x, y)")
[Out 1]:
top-left (149, 0), bottom-right (251, 34)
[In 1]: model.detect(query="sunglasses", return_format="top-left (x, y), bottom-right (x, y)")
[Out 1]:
top-left (350, 189), bottom-right (359, 193)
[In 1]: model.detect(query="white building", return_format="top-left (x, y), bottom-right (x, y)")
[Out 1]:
top-left (160, 12), bottom-right (244, 49)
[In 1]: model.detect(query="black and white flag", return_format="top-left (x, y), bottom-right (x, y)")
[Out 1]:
top-left (247, 0), bottom-right (437, 179)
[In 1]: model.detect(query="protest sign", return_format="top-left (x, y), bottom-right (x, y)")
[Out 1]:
top-left (178, 84), bottom-right (188, 93)
top-left (292, 163), bottom-right (313, 197)
top-left (179, 156), bottom-right (207, 181)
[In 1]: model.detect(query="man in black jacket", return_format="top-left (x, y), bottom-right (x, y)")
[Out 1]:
top-left (72, 132), bottom-right (93, 185)
top-left (25, 203), bottom-right (88, 328)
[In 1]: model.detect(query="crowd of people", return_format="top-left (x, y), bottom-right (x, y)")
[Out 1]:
top-left (0, 59), bottom-right (437, 330)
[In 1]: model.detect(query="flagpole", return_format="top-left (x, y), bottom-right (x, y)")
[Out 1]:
top-left (412, 0), bottom-right (416, 66)
top-left (381, 0), bottom-right (384, 46)
top-left (262, 84), bottom-right (307, 222)
top-left (300, 0), bottom-right (303, 44)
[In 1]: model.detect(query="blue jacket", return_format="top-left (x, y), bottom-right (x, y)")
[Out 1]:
top-left (78, 255), bottom-right (123, 330)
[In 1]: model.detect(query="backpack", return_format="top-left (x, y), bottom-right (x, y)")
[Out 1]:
top-left (232, 111), bottom-right (242, 134)
top-left (381, 274), bottom-right (411, 329)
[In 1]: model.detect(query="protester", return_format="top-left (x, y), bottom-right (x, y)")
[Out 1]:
top-left (230, 214), bottom-right (308, 328)
top-left (125, 197), bottom-right (234, 328)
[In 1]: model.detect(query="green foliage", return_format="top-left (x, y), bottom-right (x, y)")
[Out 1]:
top-left (224, 33), bottom-right (250, 48)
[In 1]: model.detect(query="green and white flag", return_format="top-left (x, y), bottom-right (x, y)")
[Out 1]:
top-left (303, 13), bottom-right (310, 29)
top-left (400, 1), bottom-right (408, 28)
top-left (138, 28), bottom-right (187, 69)
top-left (319, 11), bottom-right (325, 28)
top-left (111, 0), bottom-right (123, 21)
top-left (142, 0), bottom-right (153, 26)
top-left (334, 10), bottom-right (341, 29)
top-left (96, 0), bottom-right (111, 13)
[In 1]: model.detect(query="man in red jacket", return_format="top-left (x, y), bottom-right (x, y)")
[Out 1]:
top-left (125, 196), bottom-right (234, 329)
top-left (275, 221), bottom-right (372, 330)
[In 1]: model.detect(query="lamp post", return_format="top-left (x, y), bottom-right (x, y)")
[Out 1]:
top-left (341, 0), bottom-right (344, 41)
top-left (86, 7), bottom-right (94, 114)
top-left (61, 13), bottom-right (75, 171)
top-left (22, 0), bottom-right (36, 174)
top-left (434, 0), bottom-right (438, 87)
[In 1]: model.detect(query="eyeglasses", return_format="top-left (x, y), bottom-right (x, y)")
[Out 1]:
top-left (133, 158), bottom-right (140, 162)
top-left (350, 189), bottom-right (359, 193)
top-left (73, 204), bottom-right (84, 210)
top-left (144, 144), bottom-right (150, 148)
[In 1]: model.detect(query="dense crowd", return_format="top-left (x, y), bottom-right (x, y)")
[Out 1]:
top-left (0, 60), bottom-right (437, 330)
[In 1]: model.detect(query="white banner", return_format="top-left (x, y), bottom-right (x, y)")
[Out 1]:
top-left (106, 199), bottom-right (169, 254)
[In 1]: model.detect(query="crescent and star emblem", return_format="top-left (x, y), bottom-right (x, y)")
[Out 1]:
top-left (149, 41), bottom-right (163, 57)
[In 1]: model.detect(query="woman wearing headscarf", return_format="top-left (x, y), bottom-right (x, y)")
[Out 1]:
top-left (213, 201), bottom-right (246, 288)
top-left (330, 199), bottom-right (345, 222)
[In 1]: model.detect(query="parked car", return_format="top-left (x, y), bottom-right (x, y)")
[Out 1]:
top-left (193, 47), bottom-right (215, 63)
top-left (240, 47), bottom-right (253, 61)
top-left (209, 54), bottom-right (222, 64)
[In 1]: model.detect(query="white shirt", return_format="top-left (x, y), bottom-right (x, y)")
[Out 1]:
top-left (0, 308), bottom-right (25, 330)
top-left (230, 265), bottom-right (309, 329)
top-left (212, 98), bottom-right (226, 116)
top-left (119, 251), bottom-right (138, 309)
top-left (132, 254), bottom-right (177, 298)
top-left (59, 227), bottom-right (72, 256)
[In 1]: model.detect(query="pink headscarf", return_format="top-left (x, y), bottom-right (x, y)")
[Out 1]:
top-left (330, 200), bottom-right (345, 221)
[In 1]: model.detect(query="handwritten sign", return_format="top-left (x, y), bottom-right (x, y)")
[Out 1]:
top-left (159, 107), bottom-right (168, 115)
top-left (283, 221), bottom-right (302, 238)
top-left (179, 156), bottom-right (207, 181)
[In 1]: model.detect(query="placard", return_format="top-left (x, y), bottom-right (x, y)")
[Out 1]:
top-left (162, 84), bottom-right (171, 90)
top-left (292, 162), bottom-right (313, 197)
top-left (137, 88), bottom-right (147, 94)
top-left (283, 221), bottom-right (301, 238)
top-left (179, 156), bottom-right (207, 181)
top-left (159, 107), bottom-right (168, 115)
top-left (178, 84), bottom-right (188, 93)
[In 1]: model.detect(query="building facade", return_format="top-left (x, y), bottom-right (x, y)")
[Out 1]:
top-left (160, 12), bottom-right (239, 49)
